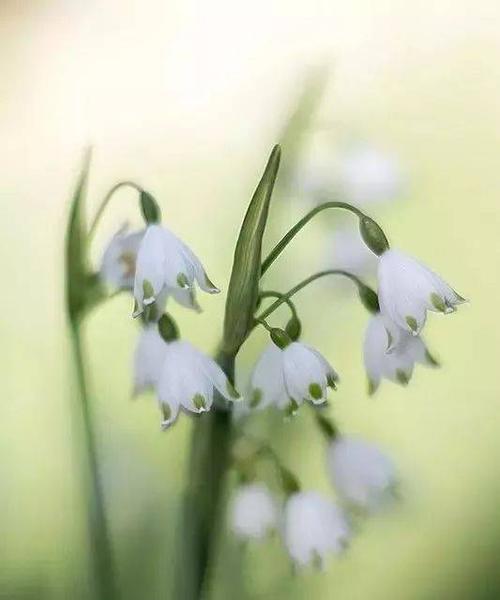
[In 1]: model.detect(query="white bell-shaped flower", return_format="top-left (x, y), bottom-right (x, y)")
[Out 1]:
top-left (100, 225), bottom-right (144, 289)
top-left (156, 341), bottom-right (239, 429)
top-left (133, 325), bottom-right (168, 395)
top-left (364, 313), bottom-right (437, 393)
top-left (230, 483), bottom-right (278, 541)
top-left (248, 342), bottom-right (338, 412)
top-left (283, 491), bottom-right (350, 569)
top-left (133, 224), bottom-right (219, 316)
top-left (327, 437), bottom-right (397, 512)
top-left (378, 249), bottom-right (466, 336)
top-left (336, 143), bottom-right (404, 206)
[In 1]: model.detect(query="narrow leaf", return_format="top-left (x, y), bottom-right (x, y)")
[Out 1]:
top-left (65, 149), bottom-right (91, 320)
top-left (222, 145), bottom-right (281, 354)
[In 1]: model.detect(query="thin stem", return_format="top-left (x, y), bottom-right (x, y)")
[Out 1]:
top-left (256, 269), bottom-right (369, 322)
top-left (69, 320), bottom-right (117, 600)
top-left (88, 181), bottom-right (143, 240)
top-left (254, 317), bottom-right (273, 333)
top-left (259, 290), bottom-right (298, 320)
top-left (261, 201), bottom-right (364, 276)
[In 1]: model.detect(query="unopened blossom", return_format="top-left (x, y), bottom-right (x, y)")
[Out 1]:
top-left (133, 224), bottom-right (219, 316)
top-left (248, 342), bottom-right (338, 413)
top-left (283, 491), bottom-right (350, 568)
top-left (230, 483), bottom-right (278, 540)
top-left (378, 249), bottom-right (466, 336)
top-left (133, 325), bottom-right (168, 395)
top-left (100, 225), bottom-right (144, 289)
top-left (364, 313), bottom-right (437, 393)
top-left (327, 437), bottom-right (397, 512)
top-left (157, 341), bottom-right (239, 429)
top-left (336, 143), bottom-right (403, 206)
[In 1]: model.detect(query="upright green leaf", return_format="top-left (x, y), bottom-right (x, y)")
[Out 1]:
top-left (222, 145), bottom-right (281, 354)
top-left (65, 149), bottom-right (91, 320)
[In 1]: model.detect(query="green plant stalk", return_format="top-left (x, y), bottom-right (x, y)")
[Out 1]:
top-left (173, 351), bottom-right (235, 600)
top-left (69, 319), bottom-right (117, 600)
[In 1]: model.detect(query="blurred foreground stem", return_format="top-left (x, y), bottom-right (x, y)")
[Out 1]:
top-left (69, 320), bottom-right (117, 600)
top-left (174, 351), bottom-right (235, 599)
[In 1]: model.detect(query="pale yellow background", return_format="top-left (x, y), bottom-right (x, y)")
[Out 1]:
top-left (1, 1), bottom-right (499, 598)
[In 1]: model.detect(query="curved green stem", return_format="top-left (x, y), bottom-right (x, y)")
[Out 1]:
top-left (88, 181), bottom-right (144, 240)
top-left (256, 269), bottom-right (373, 321)
top-left (259, 290), bottom-right (298, 320)
top-left (261, 201), bottom-right (364, 276)
top-left (69, 320), bottom-right (117, 600)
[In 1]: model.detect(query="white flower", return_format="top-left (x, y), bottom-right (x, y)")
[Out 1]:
top-left (378, 249), bottom-right (466, 336)
top-left (133, 325), bottom-right (168, 395)
top-left (230, 483), bottom-right (278, 540)
top-left (156, 341), bottom-right (239, 429)
top-left (283, 491), bottom-right (350, 568)
top-left (336, 143), bottom-right (403, 206)
top-left (363, 313), bottom-right (437, 393)
top-left (327, 437), bottom-right (397, 512)
top-left (133, 224), bottom-right (219, 316)
top-left (100, 224), bottom-right (144, 289)
top-left (248, 342), bottom-right (338, 412)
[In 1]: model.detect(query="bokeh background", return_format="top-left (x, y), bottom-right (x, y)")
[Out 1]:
top-left (1, 1), bottom-right (499, 598)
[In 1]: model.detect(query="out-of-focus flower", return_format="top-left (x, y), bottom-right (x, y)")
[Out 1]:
top-left (230, 483), bottom-right (278, 540)
top-left (327, 437), bottom-right (397, 512)
top-left (100, 225), bottom-right (144, 289)
top-left (133, 325), bottom-right (168, 395)
top-left (133, 224), bottom-right (219, 316)
top-left (283, 491), bottom-right (350, 568)
top-left (378, 249), bottom-right (466, 336)
top-left (363, 313), bottom-right (438, 393)
top-left (336, 143), bottom-right (404, 206)
top-left (157, 341), bottom-right (239, 429)
top-left (248, 342), bottom-right (338, 413)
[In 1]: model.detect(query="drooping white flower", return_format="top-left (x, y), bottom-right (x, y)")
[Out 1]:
top-left (378, 249), bottom-right (466, 336)
top-left (100, 224), bottom-right (144, 289)
top-left (230, 483), bottom-right (278, 541)
top-left (156, 340), bottom-right (239, 429)
top-left (133, 325), bottom-right (168, 395)
top-left (248, 342), bottom-right (338, 412)
top-left (327, 437), bottom-right (397, 512)
top-left (363, 313), bottom-right (437, 393)
top-left (336, 143), bottom-right (404, 206)
top-left (133, 224), bottom-right (219, 316)
top-left (283, 491), bottom-right (350, 568)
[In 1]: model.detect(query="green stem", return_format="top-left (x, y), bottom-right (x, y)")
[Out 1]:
top-left (69, 320), bottom-right (117, 600)
top-left (258, 290), bottom-right (298, 320)
top-left (173, 350), bottom-right (236, 600)
top-left (88, 181), bottom-right (143, 240)
top-left (261, 201), bottom-right (364, 276)
top-left (256, 269), bottom-right (370, 321)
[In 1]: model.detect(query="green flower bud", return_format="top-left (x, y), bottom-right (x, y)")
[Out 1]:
top-left (358, 284), bottom-right (380, 314)
top-left (285, 316), bottom-right (302, 341)
top-left (140, 190), bottom-right (161, 224)
top-left (158, 313), bottom-right (179, 342)
top-left (270, 328), bottom-right (292, 349)
top-left (359, 215), bottom-right (390, 256)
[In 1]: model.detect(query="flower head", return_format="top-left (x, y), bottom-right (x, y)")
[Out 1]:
top-left (157, 340), bottom-right (239, 429)
top-left (363, 313), bottom-right (437, 393)
top-left (133, 224), bottom-right (219, 317)
top-left (230, 483), bottom-right (278, 541)
top-left (248, 342), bottom-right (338, 413)
top-left (378, 249), bottom-right (465, 336)
top-left (283, 491), bottom-right (350, 568)
top-left (100, 225), bottom-right (144, 289)
top-left (133, 325), bottom-right (168, 395)
top-left (327, 437), bottom-right (397, 512)
top-left (336, 143), bottom-right (403, 206)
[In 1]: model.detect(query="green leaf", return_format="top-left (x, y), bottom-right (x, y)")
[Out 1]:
top-left (222, 145), bottom-right (281, 354)
top-left (65, 149), bottom-right (92, 320)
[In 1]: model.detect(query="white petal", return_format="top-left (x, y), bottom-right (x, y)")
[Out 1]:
top-left (249, 345), bottom-right (288, 409)
top-left (134, 225), bottom-right (168, 308)
top-left (178, 239), bottom-right (220, 293)
top-left (230, 483), bottom-right (278, 540)
top-left (282, 343), bottom-right (329, 405)
top-left (133, 325), bottom-right (167, 394)
top-left (100, 225), bottom-right (144, 289)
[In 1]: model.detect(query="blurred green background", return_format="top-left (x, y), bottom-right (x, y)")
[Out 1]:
top-left (1, 0), bottom-right (499, 598)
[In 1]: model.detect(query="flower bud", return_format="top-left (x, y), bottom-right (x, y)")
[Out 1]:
top-left (357, 284), bottom-right (380, 314)
top-left (270, 328), bottom-right (292, 349)
top-left (140, 190), bottom-right (162, 224)
top-left (158, 313), bottom-right (179, 342)
top-left (359, 215), bottom-right (389, 256)
top-left (285, 316), bottom-right (302, 341)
